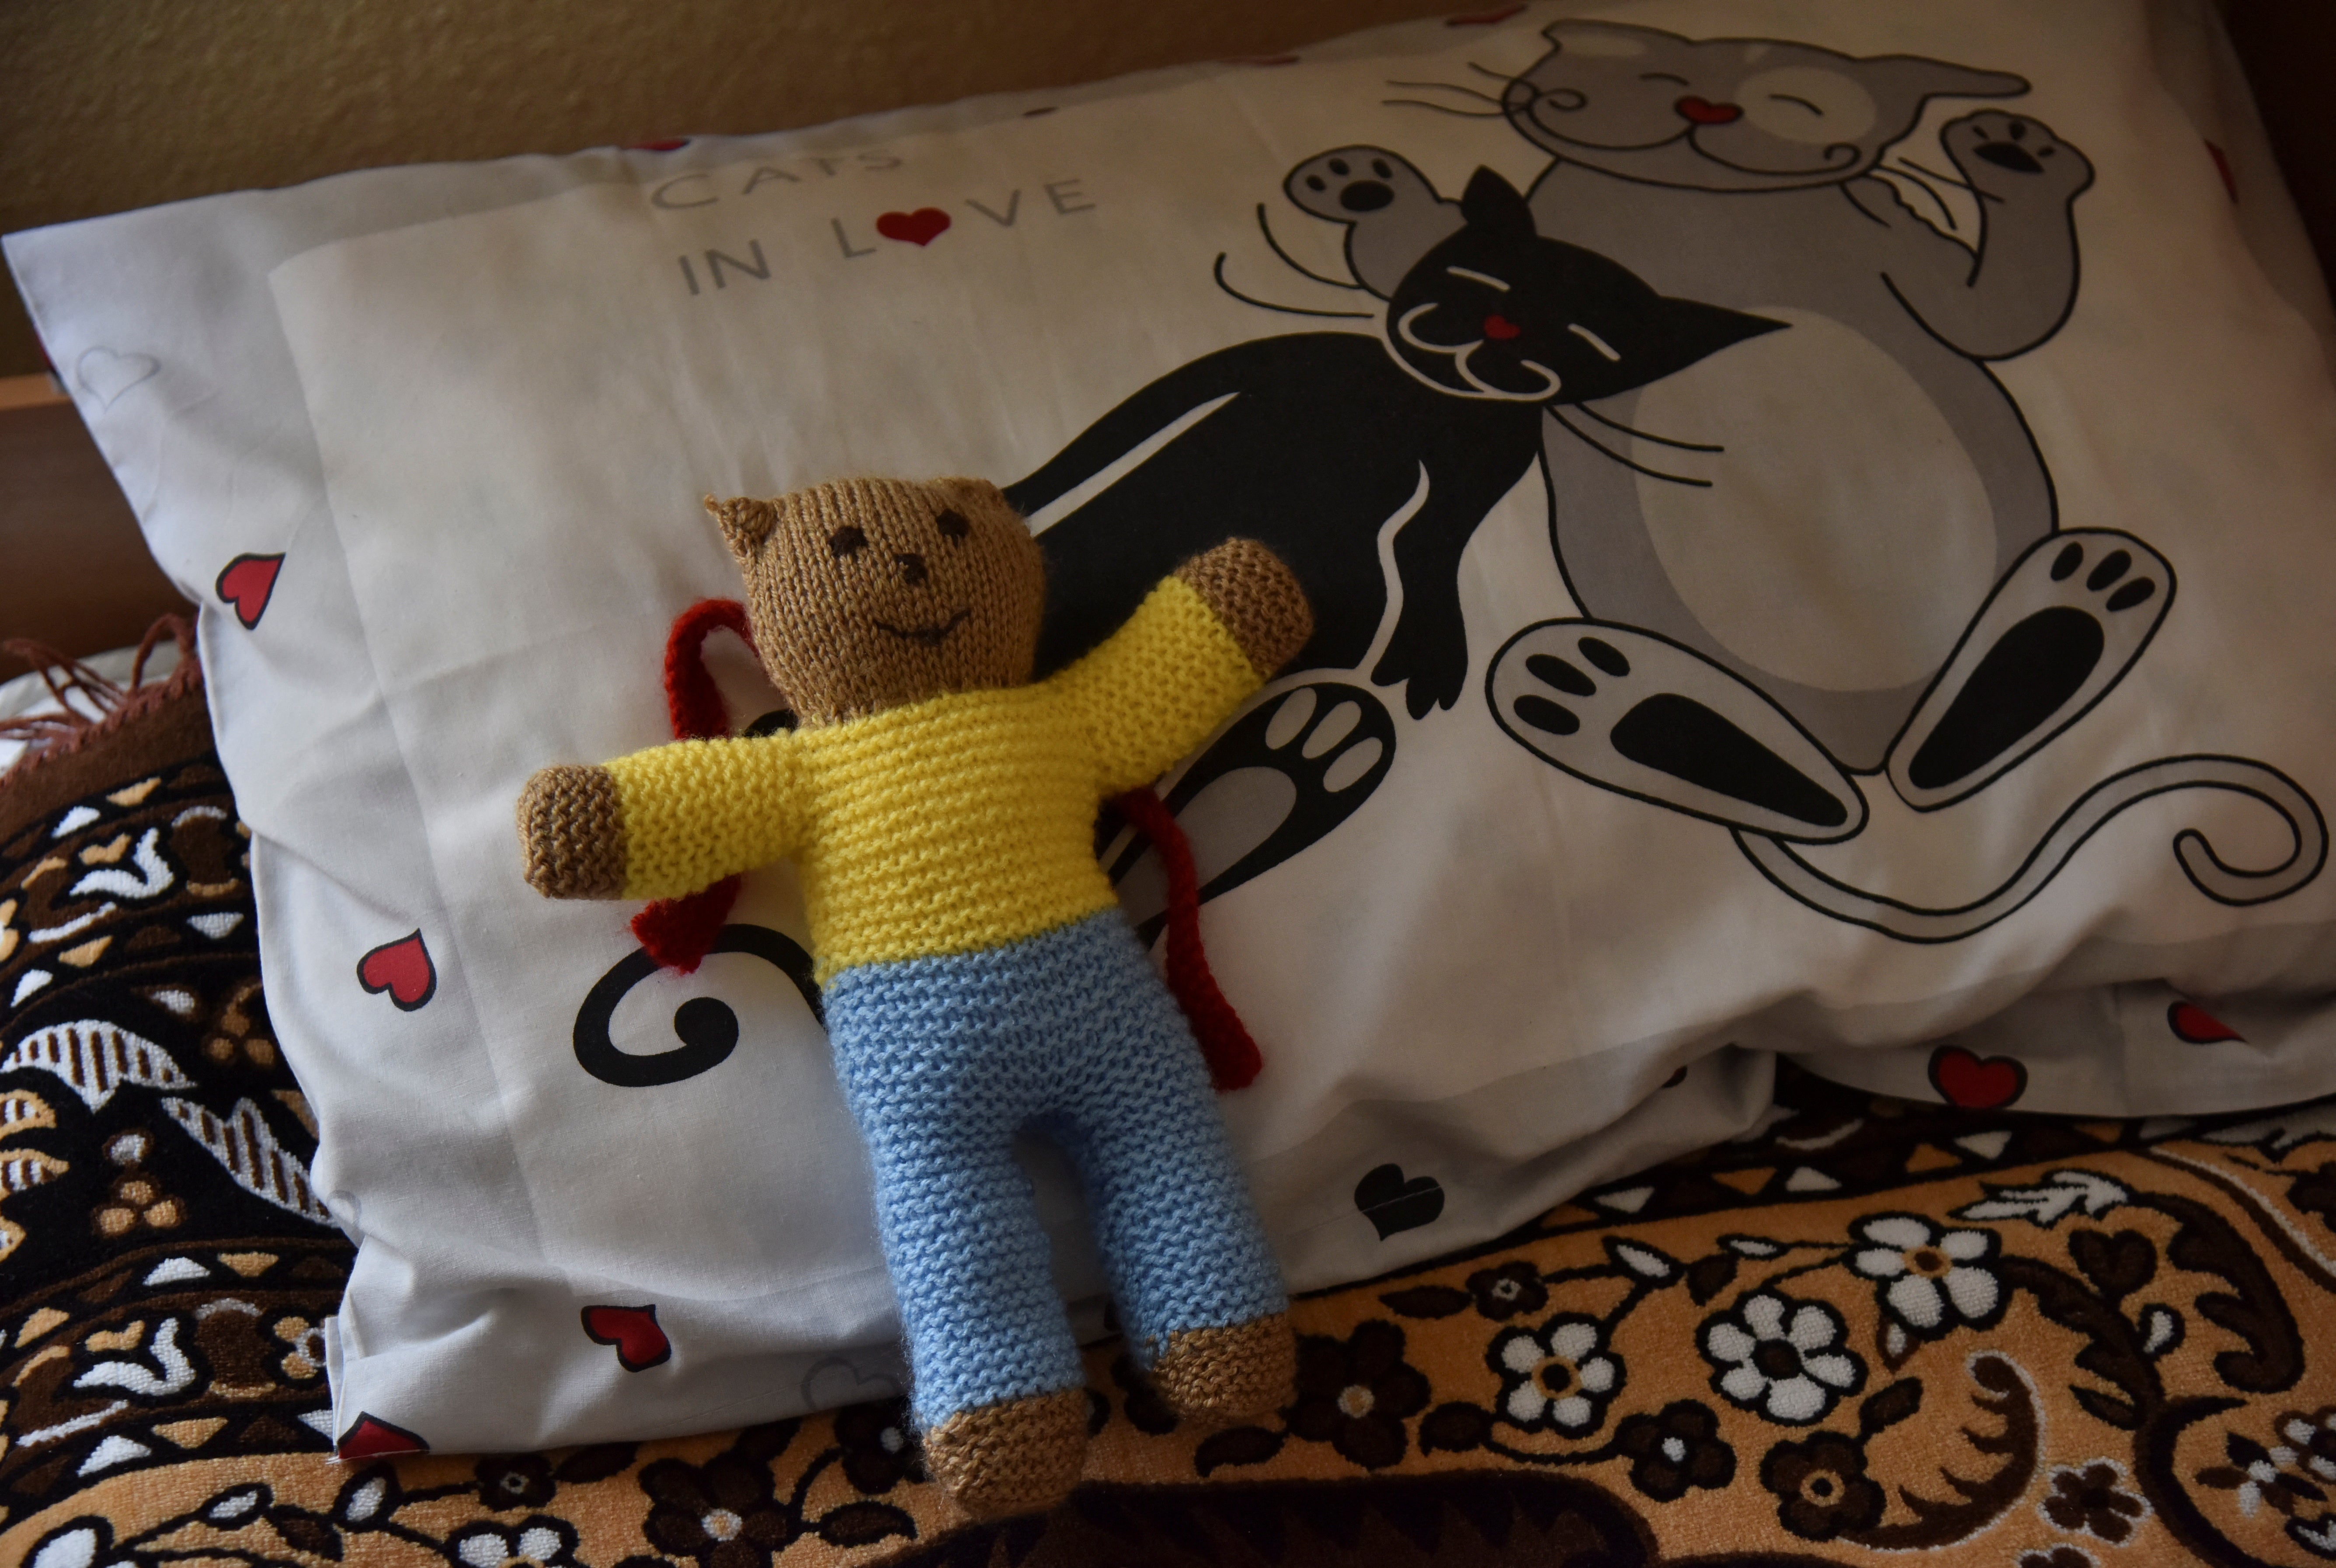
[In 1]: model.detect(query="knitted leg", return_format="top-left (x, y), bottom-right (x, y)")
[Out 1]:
top-left (1043, 914), bottom-right (1292, 1423)
top-left (825, 952), bottom-right (1090, 1517)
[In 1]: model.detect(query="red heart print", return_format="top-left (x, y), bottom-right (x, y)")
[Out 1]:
top-left (337, 1412), bottom-right (428, 1459)
top-left (1927, 1046), bottom-right (2028, 1110)
top-left (357, 930), bottom-right (437, 1011)
top-left (1484, 314), bottom-right (1522, 341)
top-left (215, 553), bottom-right (284, 630)
top-left (582, 1304), bottom-right (672, 1371)
top-left (627, 138), bottom-right (689, 152)
top-left (2168, 1001), bottom-right (2243, 1044)
top-left (875, 208), bottom-right (951, 246)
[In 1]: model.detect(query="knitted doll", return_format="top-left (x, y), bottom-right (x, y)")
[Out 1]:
top-left (517, 476), bottom-right (1311, 1518)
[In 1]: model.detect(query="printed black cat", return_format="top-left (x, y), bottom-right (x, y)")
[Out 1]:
top-left (1009, 166), bottom-right (1779, 720)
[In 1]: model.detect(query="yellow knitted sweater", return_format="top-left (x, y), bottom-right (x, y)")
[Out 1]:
top-left (602, 576), bottom-right (1264, 981)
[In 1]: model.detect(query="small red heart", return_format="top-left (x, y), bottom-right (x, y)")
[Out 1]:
top-left (2168, 1001), bottom-right (2244, 1045)
top-left (1484, 314), bottom-right (1523, 341)
top-left (627, 138), bottom-right (689, 152)
top-left (582, 1304), bottom-right (672, 1371)
top-left (1927, 1045), bottom-right (2028, 1110)
top-left (875, 208), bottom-right (951, 247)
top-left (337, 1412), bottom-right (428, 1459)
top-left (216, 553), bottom-right (284, 630)
top-left (358, 930), bottom-right (437, 1011)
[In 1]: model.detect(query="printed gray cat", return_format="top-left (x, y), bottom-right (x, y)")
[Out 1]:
top-left (1297, 19), bottom-right (2323, 936)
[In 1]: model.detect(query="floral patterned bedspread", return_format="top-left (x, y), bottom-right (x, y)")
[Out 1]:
top-left (7, 668), bottom-right (2336, 1568)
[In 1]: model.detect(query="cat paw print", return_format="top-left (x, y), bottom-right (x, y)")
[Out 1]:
top-left (1944, 112), bottom-right (2093, 200)
top-left (1488, 621), bottom-right (1865, 841)
top-left (1285, 146), bottom-right (1437, 220)
top-left (1111, 681), bottom-right (1396, 939)
top-left (1890, 529), bottom-right (2171, 809)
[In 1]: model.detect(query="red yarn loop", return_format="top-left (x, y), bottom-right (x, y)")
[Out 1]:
top-left (1111, 786), bottom-right (1264, 1092)
top-left (635, 599), bottom-right (758, 972)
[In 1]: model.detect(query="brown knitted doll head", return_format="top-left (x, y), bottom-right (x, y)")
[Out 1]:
top-left (707, 476), bottom-right (1045, 725)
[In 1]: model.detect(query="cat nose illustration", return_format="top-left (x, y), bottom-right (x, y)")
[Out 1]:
top-left (1484, 314), bottom-right (1522, 342)
top-left (894, 551), bottom-right (929, 586)
top-left (1676, 96), bottom-right (1742, 125)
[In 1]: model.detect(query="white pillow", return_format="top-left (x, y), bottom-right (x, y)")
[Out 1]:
top-left (11, 0), bottom-right (2336, 1457)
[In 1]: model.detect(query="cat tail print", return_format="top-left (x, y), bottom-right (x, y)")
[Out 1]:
top-left (1737, 755), bottom-right (2327, 942)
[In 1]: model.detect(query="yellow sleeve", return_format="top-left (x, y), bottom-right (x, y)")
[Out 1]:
top-left (1049, 575), bottom-right (1265, 797)
top-left (604, 734), bottom-right (803, 900)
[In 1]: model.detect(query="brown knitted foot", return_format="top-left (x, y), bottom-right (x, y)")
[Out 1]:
top-left (1151, 1311), bottom-right (1297, 1426)
top-left (922, 1388), bottom-right (1089, 1519)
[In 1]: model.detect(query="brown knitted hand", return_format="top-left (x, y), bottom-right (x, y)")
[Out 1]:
top-left (518, 764), bottom-right (629, 899)
top-left (1175, 538), bottom-right (1314, 678)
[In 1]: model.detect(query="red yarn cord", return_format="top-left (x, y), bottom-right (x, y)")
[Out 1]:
top-left (633, 599), bottom-right (756, 971)
top-left (1111, 786), bottom-right (1263, 1092)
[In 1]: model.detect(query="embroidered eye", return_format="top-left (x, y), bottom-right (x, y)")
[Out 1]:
top-left (828, 525), bottom-right (867, 558)
top-left (935, 508), bottom-right (970, 540)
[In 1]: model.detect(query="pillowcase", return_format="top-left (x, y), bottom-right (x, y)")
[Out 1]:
top-left (11, 0), bottom-right (2336, 1456)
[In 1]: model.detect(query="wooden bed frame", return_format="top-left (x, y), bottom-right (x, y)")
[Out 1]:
top-left (3, 0), bottom-right (2329, 681)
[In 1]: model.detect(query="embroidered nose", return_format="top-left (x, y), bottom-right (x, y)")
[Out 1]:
top-left (1676, 96), bottom-right (1742, 125)
top-left (1484, 314), bottom-right (1522, 341)
top-left (894, 551), bottom-right (928, 585)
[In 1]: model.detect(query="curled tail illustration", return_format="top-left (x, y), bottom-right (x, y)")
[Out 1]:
top-left (1737, 755), bottom-right (2327, 943)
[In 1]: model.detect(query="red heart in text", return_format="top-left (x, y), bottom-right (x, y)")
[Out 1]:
top-left (357, 930), bottom-right (437, 1011)
top-left (582, 1304), bottom-right (673, 1371)
top-left (216, 553), bottom-right (284, 630)
top-left (1927, 1045), bottom-right (2028, 1110)
top-left (337, 1412), bottom-right (429, 1459)
top-left (875, 208), bottom-right (952, 246)
top-left (2168, 1001), bottom-right (2244, 1044)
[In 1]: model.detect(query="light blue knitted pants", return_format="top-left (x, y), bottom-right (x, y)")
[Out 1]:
top-left (824, 908), bottom-right (1287, 1429)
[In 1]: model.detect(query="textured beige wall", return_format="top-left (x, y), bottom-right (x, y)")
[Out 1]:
top-left (0, 0), bottom-right (1469, 379)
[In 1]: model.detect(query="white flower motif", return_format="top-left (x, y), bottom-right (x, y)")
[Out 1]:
top-left (1487, 1313), bottom-right (1623, 1433)
top-left (1700, 1290), bottom-right (1865, 1425)
top-left (1849, 1213), bottom-right (2005, 1339)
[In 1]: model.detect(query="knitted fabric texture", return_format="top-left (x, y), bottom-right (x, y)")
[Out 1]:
top-left (1151, 1311), bottom-right (1298, 1423)
top-left (822, 909), bottom-right (1288, 1429)
top-left (921, 1387), bottom-right (1091, 1520)
top-left (713, 477), bottom-right (1046, 726)
top-left (599, 576), bottom-right (1261, 981)
top-left (517, 763), bottom-right (628, 898)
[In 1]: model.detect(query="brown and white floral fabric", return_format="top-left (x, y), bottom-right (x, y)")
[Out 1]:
top-left (9, 661), bottom-right (2336, 1566)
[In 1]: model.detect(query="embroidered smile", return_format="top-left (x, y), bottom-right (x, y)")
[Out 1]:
top-left (873, 608), bottom-right (972, 647)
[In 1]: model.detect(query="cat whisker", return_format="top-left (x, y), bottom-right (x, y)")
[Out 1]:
top-left (1576, 402), bottom-right (1723, 454)
top-left (1384, 77), bottom-right (1508, 107)
top-left (1213, 254), bottom-right (1376, 320)
top-left (1551, 407), bottom-right (1712, 487)
top-left (1464, 60), bottom-right (1519, 83)
top-left (1255, 205), bottom-right (1365, 291)
top-left (1891, 156), bottom-right (1977, 193)
top-left (1876, 168), bottom-right (1957, 230)
top-left (1382, 97), bottom-right (1509, 119)
top-left (1888, 156), bottom-right (2004, 206)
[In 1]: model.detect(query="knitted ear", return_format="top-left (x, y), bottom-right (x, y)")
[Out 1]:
top-left (932, 475), bottom-right (1015, 521)
top-left (705, 494), bottom-right (778, 560)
